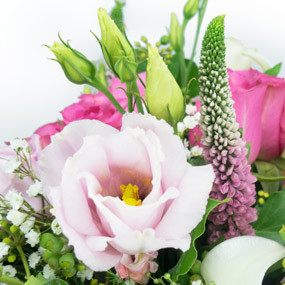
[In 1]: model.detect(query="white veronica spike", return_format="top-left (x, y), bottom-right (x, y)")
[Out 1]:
top-left (201, 236), bottom-right (285, 285)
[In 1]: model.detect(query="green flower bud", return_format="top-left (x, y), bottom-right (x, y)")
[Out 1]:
top-left (3, 237), bottom-right (10, 245)
top-left (43, 249), bottom-right (53, 263)
top-left (114, 57), bottom-right (137, 83)
top-left (59, 253), bottom-right (75, 269)
top-left (90, 279), bottom-right (98, 285)
top-left (169, 13), bottom-right (183, 52)
top-left (190, 274), bottom-right (203, 281)
top-left (145, 46), bottom-right (184, 125)
top-left (279, 225), bottom-right (285, 241)
top-left (62, 266), bottom-right (76, 278)
top-left (190, 260), bottom-right (201, 274)
top-left (183, 0), bottom-right (199, 20)
top-left (1, 221), bottom-right (9, 230)
top-left (49, 40), bottom-right (96, 85)
top-left (47, 254), bottom-right (60, 270)
top-left (97, 8), bottom-right (135, 79)
top-left (160, 35), bottom-right (170, 45)
top-left (40, 233), bottom-right (63, 253)
top-left (8, 255), bottom-right (16, 263)
top-left (77, 264), bottom-right (85, 271)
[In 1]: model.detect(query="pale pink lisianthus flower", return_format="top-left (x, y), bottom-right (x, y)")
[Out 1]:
top-left (0, 135), bottom-right (43, 211)
top-left (115, 252), bottom-right (158, 284)
top-left (39, 113), bottom-right (214, 271)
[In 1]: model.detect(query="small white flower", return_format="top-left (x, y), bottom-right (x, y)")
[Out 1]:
top-left (191, 281), bottom-right (203, 285)
top-left (183, 116), bottom-right (198, 130)
top-left (9, 138), bottom-right (29, 151)
top-left (185, 104), bottom-right (197, 116)
top-left (43, 264), bottom-right (56, 280)
top-left (51, 219), bottom-right (62, 235)
top-left (25, 230), bottom-right (40, 247)
top-left (27, 181), bottom-right (43, 197)
top-left (5, 189), bottom-right (24, 210)
top-left (7, 209), bottom-right (27, 226)
top-left (0, 242), bottom-right (10, 259)
top-left (177, 122), bottom-right (186, 133)
top-left (2, 265), bottom-right (17, 277)
top-left (191, 146), bottom-right (203, 157)
top-left (194, 111), bottom-right (201, 121)
top-left (20, 217), bottom-right (35, 234)
top-left (5, 158), bottom-right (21, 174)
top-left (76, 267), bottom-right (94, 281)
top-left (28, 252), bottom-right (41, 269)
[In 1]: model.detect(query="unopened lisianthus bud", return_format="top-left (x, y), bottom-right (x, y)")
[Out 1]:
top-left (97, 8), bottom-right (135, 79)
top-left (50, 41), bottom-right (96, 85)
top-left (183, 0), bottom-right (199, 20)
top-left (169, 13), bottom-right (183, 52)
top-left (114, 57), bottom-right (137, 83)
top-left (145, 46), bottom-right (184, 125)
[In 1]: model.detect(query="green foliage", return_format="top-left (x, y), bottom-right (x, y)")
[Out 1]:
top-left (264, 62), bottom-right (282, 77)
top-left (252, 191), bottom-right (285, 244)
top-left (25, 275), bottom-right (68, 285)
top-left (255, 161), bottom-right (282, 193)
top-left (110, 1), bottom-right (125, 33)
top-left (169, 198), bottom-right (230, 281)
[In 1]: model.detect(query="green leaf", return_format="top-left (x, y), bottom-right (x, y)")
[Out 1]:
top-left (169, 198), bottom-right (230, 281)
top-left (252, 191), bottom-right (285, 244)
top-left (264, 62), bottom-right (282, 77)
top-left (110, 1), bottom-right (125, 33)
top-left (246, 142), bottom-right (251, 159)
top-left (25, 275), bottom-right (68, 285)
top-left (136, 60), bottom-right (147, 73)
top-left (168, 54), bottom-right (180, 80)
top-left (186, 60), bottom-right (199, 99)
top-left (255, 161), bottom-right (281, 193)
top-left (270, 157), bottom-right (285, 177)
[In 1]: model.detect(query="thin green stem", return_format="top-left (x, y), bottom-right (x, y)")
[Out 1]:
top-left (91, 78), bottom-right (125, 115)
top-left (186, 0), bottom-right (208, 77)
top-left (126, 81), bottom-right (144, 114)
top-left (252, 173), bottom-right (285, 182)
top-left (0, 275), bottom-right (24, 285)
top-left (178, 50), bottom-right (187, 89)
top-left (16, 245), bottom-right (31, 279)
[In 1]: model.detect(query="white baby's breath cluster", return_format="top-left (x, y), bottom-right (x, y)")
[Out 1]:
top-left (177, 104), bottom-right (201, 133)
top-left (27, 181), bottom-right (43, 197)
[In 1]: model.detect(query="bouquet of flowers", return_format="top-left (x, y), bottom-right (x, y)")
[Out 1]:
top-left (0, 1), bottom-right (285, 284)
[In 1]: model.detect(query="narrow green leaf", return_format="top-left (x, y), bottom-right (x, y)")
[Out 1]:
top-left (169, 198), bottom-right (230, 281)
top-left (252, 191), bottom-right (285, 244)
top-left (264, 62), bottom-right (282, 76)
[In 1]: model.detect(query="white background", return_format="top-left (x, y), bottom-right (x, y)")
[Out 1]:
top-left (0, 0), bottom-right (284, 142)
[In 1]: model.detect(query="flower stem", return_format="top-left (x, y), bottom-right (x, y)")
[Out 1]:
top-left (16, 245), bottom-right (31, 279)
top-left (0, 275), bottom-right (24, 285)
top-left (252, 173), bottom-right (285, 182)
top-left (126, 81), bottom-right (144, 114)
top-left (91, 78), bottom-right (126, 115)
top-left (186, 0), bottom-right (208, 78)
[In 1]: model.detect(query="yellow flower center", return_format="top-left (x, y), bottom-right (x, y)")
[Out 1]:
top-left (120, 184), bottom-right (142, 206)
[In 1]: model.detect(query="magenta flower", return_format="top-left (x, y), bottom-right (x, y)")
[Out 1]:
top-left (229, 68), bottom-right (285, 163)
top-left (38, 113), bottom-right (214, 271)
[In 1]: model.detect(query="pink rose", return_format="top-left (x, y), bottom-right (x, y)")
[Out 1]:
top-left (229, 68), bottom-right (285, 162)
top-left (39, 113), bottom-right (214, 271)
top-left (115, 252), bottom-right (158, 284)
top-left (0, 135), bottom-right (43, 211)
top-left (35, 75), bottom-right (146, 149)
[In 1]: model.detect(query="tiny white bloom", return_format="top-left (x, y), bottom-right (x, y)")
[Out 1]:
top-left (5, 189), bottom-right (24, 210)
top-left (43, 264), bottom-right (56, 280)
top-left (25, 230), bottom-right (40, 247)
top-left (2, 265), bottom-right (17, 277)
top-left (51, 219), bottom-right (62, 235)
top-left (7, 209), bottom-right (27, 226)
top-left (27, 181), bottom-right (43, 197)
top-left (191, 281), bottom-right (203, 285)
top-left (183, 139), bottom-right (189, 148)
top-left (5, 158), bottom-right (21, 174)
top-left (177, 122), bottom-right (186, 133)
top-left (191, 146), bottom-right (203, 157)
top-left (0, 242), bottom-right (10, 259)
top-left (185, 104), bottom-right (197, 116)
top-left (194, 111), bottom-right (201, 121)
top-left (183, 116), bottom-right (198, 130)
top-left (76, 267), bottom-right (94, 281)
top-left (28, 252), bottom-right (41, 269)
top-left (20, 217), bottom-right (35, 234)
top-left (9, 138), bottom-right (29, 151)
